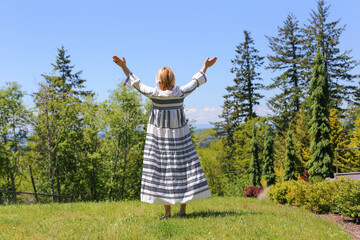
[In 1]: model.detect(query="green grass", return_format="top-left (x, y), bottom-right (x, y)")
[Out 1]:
top-left (0, 197), bottom-right (352, 240)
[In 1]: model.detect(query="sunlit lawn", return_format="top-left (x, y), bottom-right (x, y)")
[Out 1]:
top-left (0, 196), bottom-right (352, 239)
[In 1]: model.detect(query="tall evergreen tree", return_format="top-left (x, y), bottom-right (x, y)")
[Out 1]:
top-left (302, 0), bottom-right (359, 109)
top-left (249, 122), bottom-right (261, 187)
top-left (263, 123), bottom-right (275, 186)
top-left (214, 30), bottom-right (264, 141)
top-left (284, 129), bottom-right (297, 181)
top-left (31, 46), bottom-right (94, 202)
top-left (306, 52), bottom-right (333, 179)
top-left (266, 13), bottom-right (306, 132)
top-left (46, 46), bottom-right (94, 98)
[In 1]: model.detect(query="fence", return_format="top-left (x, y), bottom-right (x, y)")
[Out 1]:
top-left (0, 190), bottom-right (73, 205)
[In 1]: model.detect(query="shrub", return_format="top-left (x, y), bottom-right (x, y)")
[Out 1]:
top-left (243, 186), bottom-right (263, 198)
top-left (334, 177), bottom-right (360, 219)
top-left (286, 180), bottom-right (308, 207)
top-left (304, 180), bottom-right (336, 214)
top-left (225, 174), bottom-right (251, 197)
top-left (269, 177), bottom-right (360, 219)
top-left (268, 181), bottom-right (292, 204)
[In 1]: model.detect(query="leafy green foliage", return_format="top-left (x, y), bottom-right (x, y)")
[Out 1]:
top-left (334, 178), bottom-right (360, 219)
top-left (269, 177), bottom-right (360, 218)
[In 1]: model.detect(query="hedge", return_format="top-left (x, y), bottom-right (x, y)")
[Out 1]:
top-left (268, 177), bottom-right (360, 219)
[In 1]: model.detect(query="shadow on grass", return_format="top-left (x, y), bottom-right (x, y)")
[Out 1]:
top-left (178, 210), bottom-right (262, 219)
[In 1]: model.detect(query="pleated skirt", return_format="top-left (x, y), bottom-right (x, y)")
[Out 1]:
top-left (140, 106), bottom-right (211, 205)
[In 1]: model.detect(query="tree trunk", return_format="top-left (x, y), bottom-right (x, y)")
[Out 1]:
top-left (108, 136), bottom-right (121, 200)
top-left (121, 132), bottom-right (128, 201)
top-left (45, 102), bottom-right (55, 203)
top-left (10, 171), bottom-right (17, 203)
top-left (55, 152), bottom-right (61, 203)
top-left (29, 164), bottom-right (38, 203)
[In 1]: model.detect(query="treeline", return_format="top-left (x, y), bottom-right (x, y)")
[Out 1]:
top-left (1, 0), bottom-right (359, 203)
top-left (203, 0), bottom-right (360, 195)
top-left (0, 47), bottom-right (151, 203)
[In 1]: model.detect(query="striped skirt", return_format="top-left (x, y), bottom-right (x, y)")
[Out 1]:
top-left (140, 106), bottom-right (211, 205)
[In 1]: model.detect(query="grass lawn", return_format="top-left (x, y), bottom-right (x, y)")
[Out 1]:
top-left (0, 196), bottom-right (352, 240)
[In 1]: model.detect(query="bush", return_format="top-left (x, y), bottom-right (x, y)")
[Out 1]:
top-left (286, 180), bottom-right (308, 207)
top-left (243, 186), bottom-right (263, 198)
top-left (334, 177), bottom-right (360, 219)
top-left (304, 180), bottom-right (337, 214)
top-left (269, 177), bottom-right (360, 218)
top-left (225, 174), bottom-right (251, 197)
top-left (268, 181), bottom-right (292, 204)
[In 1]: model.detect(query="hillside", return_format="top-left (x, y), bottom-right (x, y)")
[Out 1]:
top-left (0, 197), bottom-right (352, 239)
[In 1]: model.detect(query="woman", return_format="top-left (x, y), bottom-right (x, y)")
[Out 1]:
top-left (113, 55), bottom-right (217, 219)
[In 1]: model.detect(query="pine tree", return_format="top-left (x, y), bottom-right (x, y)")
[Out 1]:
top-left (266, 13), bottom-right (306, 132)
top-left (214, 30), bottom-right (264, 140)
top-left (302, 0), bottom-right (359, 109)
top-left (43, 46), bottom-right (94, 99)
top-left (249, 122), bottom-right (261, 187)
top-left (306, 52), bottom-right (333, 179)
top-left (284, 129), bottom-right (297, 181)
top-left (31, 46), bottom-right (95, 202)
top-left (263, 123), bottom-right (275, 186)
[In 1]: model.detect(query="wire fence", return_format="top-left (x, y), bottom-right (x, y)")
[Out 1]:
top-left (0, 190), bottom-right (73, 205)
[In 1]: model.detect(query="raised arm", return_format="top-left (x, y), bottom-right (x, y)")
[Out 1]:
top-left (113, 55), bottom-right (155, 97)
top-left (180, 57), bottom-right (218, 97)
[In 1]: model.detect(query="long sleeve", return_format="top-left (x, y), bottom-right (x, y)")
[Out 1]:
top-left (123, 72), bottom-right (156, 97)
top-left (179, 71), bottom-right (207, 97)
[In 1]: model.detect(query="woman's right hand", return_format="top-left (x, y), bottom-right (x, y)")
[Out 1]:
top-left (204, 57), bottom-right (217, 68)
top-left (113, 56), bottom-right (127, 68)
top-left (201, 57), bottom-right (217, 73)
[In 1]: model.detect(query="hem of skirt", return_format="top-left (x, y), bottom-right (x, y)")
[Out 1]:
top-left (140, 189), bottom-right (211, 205)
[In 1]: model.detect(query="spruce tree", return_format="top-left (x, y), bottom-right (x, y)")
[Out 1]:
top-left (302, 0), bottom-right (359, 109)
top-left (263, 123), bottom-right (275, 186)
top-left (214, 30), bottom-right (264, 140)
top-left (43, 46), bottom-right (94, 99)
top-left (266, 13), bottom-right (306, 132)
top-left (306, 52), bottom-right (333, 179)
top-left (284, 129), bottom-right (297, 181)
top-left (249, 122), bottom-right (261, 187)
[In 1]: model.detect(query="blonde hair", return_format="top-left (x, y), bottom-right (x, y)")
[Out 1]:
top-left (156, 67), bottom-right (175, 90)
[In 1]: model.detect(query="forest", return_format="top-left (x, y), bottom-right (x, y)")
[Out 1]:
top-left (1, 0), bottom-right (359, 203)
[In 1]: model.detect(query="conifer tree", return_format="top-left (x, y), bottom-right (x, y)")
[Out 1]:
top-left (284, 129), bottom-right (297, 181)
top-left (214, 30), bottom-right (264, 141)
top-left (249, 122), bottom-right (261, 187)
top-left (302, 0), bottom-right (359, 109)
top-left (266, 13), bottom-right (306, 132)
top-left (263, 123), bottom-right (275, 186)
top-left (43, 46), bottom-right (94, 99)
top-left (306, 52), bottom-right (333, 179)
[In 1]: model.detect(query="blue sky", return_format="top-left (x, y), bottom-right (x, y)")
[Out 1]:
top-left (1, 0), bottom-right (359, 128)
